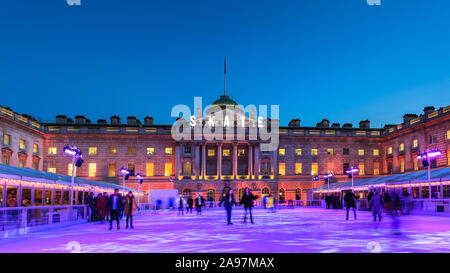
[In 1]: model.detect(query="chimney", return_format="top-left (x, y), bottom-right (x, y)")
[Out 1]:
top-left (67, 118), bottom-right (74, 124)
top-left (55, 115), bottom-right (67, 124)
top-left (97, 119), bottom-right (107, 125)
top-left (144, 116), bottom-right (154, 125)
top-left (331, 123), bottom-right (340, 128)
top-left (317, 119), bottom-right (329, 128)
top-left (75, 115), bottom-right (87, 124)
top-left (288, 118), bottom-right (300, 127)
top-left (127, 116), bottom-right (138, 125)
top-left (403, 114), bottom-right (418, 124)
top-left (342, 123), bottom-right (353, 129)
top-left (359, 120), bottom-right (370, 129)
top-left (110, 115), bottom-right (121, 125)
top-left (424, 106), bottom-right (435, 115)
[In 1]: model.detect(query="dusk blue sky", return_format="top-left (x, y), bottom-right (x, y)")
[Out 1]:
top-left (1, 0), bottom-right (449, 127)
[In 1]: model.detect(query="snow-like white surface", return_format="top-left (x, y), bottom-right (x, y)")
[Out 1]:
top-left (1, 207), bottom-right (449, 253)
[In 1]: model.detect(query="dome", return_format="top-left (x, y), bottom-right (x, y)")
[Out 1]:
top-left (212, 95), bottom-right (238, 108)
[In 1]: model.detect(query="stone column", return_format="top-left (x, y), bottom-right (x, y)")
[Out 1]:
top-left (217, 143), bottom-right (222, 180)
top-left (233, 142), bottom-right (238, 180)
top-left (254, 144), bottom-right (260, 179)
top-left (248, 144), bottom-right (253, 179)
top-left (272, 149), bottom-right (278, 180)
top-left (194, 144), bottom-right (200, 180)
top-left (201, 144), bottom-right (206, 180)
top-left (175, 144), bottom-right (181, 181)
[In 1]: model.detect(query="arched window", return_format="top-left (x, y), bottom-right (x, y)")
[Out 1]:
top-left (262, 187), bottom-right (270, 196)
top-left (183, 188), bottom-right (191, 197)
top-left (183, 161), bottom-right (192, 175)
top-left (207, 188), bottom-right (215, 201)
top-left (295, 188), bottom-right (301, 200)
top-left (279, 188), bottom-right (285, 202)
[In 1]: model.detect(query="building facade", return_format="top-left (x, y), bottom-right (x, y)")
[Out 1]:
top-left (1, 96), bottom-right (449, 201)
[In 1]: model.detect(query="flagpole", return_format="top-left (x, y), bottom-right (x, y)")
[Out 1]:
top-left (224, 56), bottom-right (226, 95)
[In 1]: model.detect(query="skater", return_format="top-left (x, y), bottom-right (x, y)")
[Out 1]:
top-left (344, 191), bottom-right (357, 220)
top-left (195, 194), bottom-right (204, 215)
top-left (94, 193), bottom-right (102, 221)
top-left (208, 196), bottom-right (214, 208)
top-left (87, 192), bottom-right (95, 222)
top-left (262, 195), bottom-right (268, 209)
top-left (367, 190), bottom-right (374, 210)
top-left (102, 192), bottom-right (110, 221)
top-left (369, 189), bottom-right (383, 222)
top-left (107, 189), bottom-right (123, 230)
top-left (186, 195), bottom-right (194, 214)
top-left (219, 189), bottom-right (236, 225)
top-left (123, 191), bottom-right (139, 229)
top-left (240, 188), bottom-right (257, 224)
top-left (177, 194), bottom-right (185, 216)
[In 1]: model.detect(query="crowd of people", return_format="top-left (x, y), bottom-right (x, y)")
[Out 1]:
top-left (86, 189), bottom-right (139, 230)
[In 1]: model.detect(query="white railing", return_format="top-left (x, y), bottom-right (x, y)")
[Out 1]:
top-left (0, 205), bottom-right (89, 233)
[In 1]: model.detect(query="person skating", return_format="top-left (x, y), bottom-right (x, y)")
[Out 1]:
top-left (186, 195), bottom-right (194, 214)
top-left (195, 194), bottom-right (204, 215)
top-left (344, 191), bottom-right (357, 220)
top-left (87, 192), bottom-right (95, 222)
top-left (107, 189), bottom-right (123, 230)
top-left (177, 194), bottom-right (185, 216)
top-left (367, 190), bottom-right (374, 210)
top-left (123, 191), bottom-right (139, 229)
top-left (369, 189), bottom-right (383, 222)
top-left (240, 188), bottom-right (258, 224)
top-left (219, 189), bottom-right (236, 225)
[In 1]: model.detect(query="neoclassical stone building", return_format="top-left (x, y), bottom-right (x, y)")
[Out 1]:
top-left (1, 95), bottom-right (449, 201)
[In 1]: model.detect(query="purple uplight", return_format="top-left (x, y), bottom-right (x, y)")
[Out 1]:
top-left (346, 167), bottom-right (359, 174)
top-left (63, 144), bottom-right (81, 156)
top-left (120, 167), bottom-right (130, 175)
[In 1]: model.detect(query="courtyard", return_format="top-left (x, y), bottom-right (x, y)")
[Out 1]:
top-left (0, 207), bottom-right (449, 253)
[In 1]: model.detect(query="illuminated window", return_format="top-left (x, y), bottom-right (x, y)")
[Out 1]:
top-left (278, 163), bottom-right (285, 176)
top-left (373, 149), bottom-right (379, 156)
top-left (146, 147), bottom-right (155, 155)
top-left (278, 148), bottom-right (285, 156)
top-left (19, 139), bottom-right (26, 150)
top-left (2, 134), bottom-right (10, 145)
top-left (164, 163), bottom-right (172, 176)
top-left (414, 159), bottom-right (418, 171)
top-left (184, 162), bottom-right (192, 175)
top-left (295, 163), bottom-right (302, 175)
top-left (295, 149), bottom-right (302, 155)
top-left (68, 163), bottom-right (77, 176)
top-left (388, 146), bottom-right (392, 155)
top-left (412, 139), bottom-right (418, 148)
top-left (447, 149), bottom-right (450, 166)
top-left (32, 161), bottom-right (38, 170)
top-left (311, 149), bottom-right (318, 156)
top-left (311, 163), bottom-right (318, 175)
top-left (33, 143), bottom-right (39, 154)
top-left (447, 130), bottom-right (450, 140)
top-left (400, 158), bottom-right (405, 173)
top-left (108, 163), bottom-right (116, 177)
top-left (146, 163), bottom-right (154, 176)
top-left (358, 149), bottom-right (365, 156)
top-left (19, 159), bottom-right (24, 168)
top-left (399, 143), bottom-right (404, 152)
top-left (88, 163), bottom-right (96, 177)
top-left (358, 163), bottom-right (365, 175)
top-left (48, 147), bottom-right (57, 155)
top-left (165, 147), bottom-right (173, 155)
top-left (223, 149), bottom-right (230, 156)
top-left (238, 149), bottom-right (245, 156)
top-left (128, 163), bottom-right (135, 175)
top-left (109, 147), bottom-right (117, 155)
top-left (327, 161), bottom-right (334, 172)
top-left (48, 167), bottom-right (56, 173)
top-left (327, 148), bottom-right (333, 155)
top-left (208, 149), bottom-right (215, 156)
top-left (128, 146), bottom-right (135, 155)
top-left (89, 147), bottom-right (97, 155)
top-left (373, 162), bottom-right (380, 175)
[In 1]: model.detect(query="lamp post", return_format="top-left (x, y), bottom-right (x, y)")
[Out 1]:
top-left (63, 144), bottom-right (83, 206)
top-left (312, 175), bottom-right (319, 201)
top-left (346, 167), bottom-right (359, 192)
top-left (136, 172), bottom-right (143, 206)
top-left (324, 172), bottom-right (333, 191)
top-left (120, 167), bottom-right (130, 194)
top-left (417, 149), bottom-right (442, 201)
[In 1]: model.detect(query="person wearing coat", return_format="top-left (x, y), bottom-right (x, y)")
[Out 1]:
top-left (123, 191), bottom-right (139, 229)
top-left (186, 195), bottom-right (194, 214)
top-left (344, 191), bottom-right (357, 220)
top-left (240, 188), bottom-right (258, 224)
top-left (107, 189), bottom-right (124, 230)
top-left (367, 190), bottom-right (374, 210)
top-left (219, 189), bottom-right (237, 225)
top-left (195, 194), bottom-right (204, 215)
top-left (369, 189), bottom-right (383, 222)
top-left (177, 195), bottom-right (186, 216)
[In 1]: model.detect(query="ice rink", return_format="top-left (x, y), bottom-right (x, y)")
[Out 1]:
top-left (1, 207), bottom-right (449, 253)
